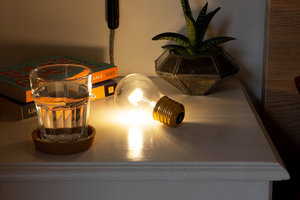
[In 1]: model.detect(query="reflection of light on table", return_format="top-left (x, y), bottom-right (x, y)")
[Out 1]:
top-left (114, 109), bottom-right (155, 126)
top-left (127, 126), bottom-right (144, 161)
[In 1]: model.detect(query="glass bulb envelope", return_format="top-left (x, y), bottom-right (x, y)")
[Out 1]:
top-left (114, 73), bottom-right (185, 127)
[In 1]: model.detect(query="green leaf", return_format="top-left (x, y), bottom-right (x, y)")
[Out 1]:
top-left (195, 2), bottom-right (208, 28)
top-left (200, 46), bottom-right (223, 55)
top-left (162, 44), bottom-right (190, 56)
top-left (201, 36), bottom-right (235, 49)
top-left (196, 7), bottom-right (221, 43)
top-left (152, 32), bottom-right (191, 47)
top-left (181, 0), bottom-right (194, 21)
top-left (180, 0), bottom-right (197, 46)
top-left (196, 37), bottom-right (235, 55)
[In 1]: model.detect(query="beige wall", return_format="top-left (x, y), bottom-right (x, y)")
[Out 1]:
top-left (0, 0), bottom-right (266, 103)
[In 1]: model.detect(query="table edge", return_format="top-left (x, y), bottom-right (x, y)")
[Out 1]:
top-left (0, 161), bottom-right (289, 182)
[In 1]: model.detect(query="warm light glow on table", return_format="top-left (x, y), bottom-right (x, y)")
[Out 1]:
top-left (113, 109), bottom-right (156, 126)
top-left (127, 126), bottom-right (144, 160)
top-left (90, 100), bottom-right (158, 161)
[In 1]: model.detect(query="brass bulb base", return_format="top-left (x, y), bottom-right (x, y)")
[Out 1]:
top-left (153, 96), bottom-right (185, 128)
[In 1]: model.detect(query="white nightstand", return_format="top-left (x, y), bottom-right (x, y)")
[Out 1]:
top-left (0, 77), bottom-right (289, 200)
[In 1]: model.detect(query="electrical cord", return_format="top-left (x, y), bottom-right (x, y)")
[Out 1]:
top-left (109, 29), bottom-right (115, 65)
top-left (107, 0), bottom-right (119, 65)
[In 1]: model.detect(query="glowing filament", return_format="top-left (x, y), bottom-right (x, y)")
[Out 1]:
top-left (128, 88), bottom-right (143, 106)
top-left (128, 88), bottom-right (156, 107)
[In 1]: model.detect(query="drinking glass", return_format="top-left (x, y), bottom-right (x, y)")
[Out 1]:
top-left (30, 64), bottom-right (92, 142)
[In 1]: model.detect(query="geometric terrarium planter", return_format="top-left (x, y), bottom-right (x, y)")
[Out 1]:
top-left (155, 49), bottom-right (239, 95)
top-left (152, 0), bottom-right (240, 95)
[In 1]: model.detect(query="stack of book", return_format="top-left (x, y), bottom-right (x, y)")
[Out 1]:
top-left (0, 56), bottom-right (118, 120)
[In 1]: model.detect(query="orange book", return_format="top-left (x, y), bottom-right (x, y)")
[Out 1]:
top-left (0, 79), bottom-right (117, 120)
top-left (90, 79), bottom-right (117, 101)
top-left (0, 56), bottom-right (118, 103)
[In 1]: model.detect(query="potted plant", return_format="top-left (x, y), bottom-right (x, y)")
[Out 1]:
top-left (152, 0), bottom-right (239, 95)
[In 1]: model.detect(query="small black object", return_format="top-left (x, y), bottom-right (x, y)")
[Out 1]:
top-left (295, 76), bottom-right (300, 94)
top-left (107, 0), bottom-right (119, 30)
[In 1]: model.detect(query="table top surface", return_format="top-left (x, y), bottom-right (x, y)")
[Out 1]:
top-left (0, 77), bottom-right (289, 181)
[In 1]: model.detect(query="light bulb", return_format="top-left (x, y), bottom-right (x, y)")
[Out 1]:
top-left (114, 73), bottom-right (185, 127)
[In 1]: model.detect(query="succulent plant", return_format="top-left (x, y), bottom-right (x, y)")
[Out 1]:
top-left (152, 0), bottom-right (235, 56)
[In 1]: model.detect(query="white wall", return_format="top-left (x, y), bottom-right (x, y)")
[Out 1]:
top-left (0, 0), bottom-right (266, 104)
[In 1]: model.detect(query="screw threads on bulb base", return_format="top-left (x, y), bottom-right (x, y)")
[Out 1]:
top-left (153, 96), bottom-right (185, 128)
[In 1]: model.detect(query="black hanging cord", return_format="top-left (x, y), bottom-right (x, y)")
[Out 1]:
top-left (109, 30), bottom-right (115, 65)
top-left (107, 0), bottom-right (119, 65)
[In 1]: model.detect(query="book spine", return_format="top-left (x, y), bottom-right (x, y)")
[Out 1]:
top-left (91, 80), bottom-right (117, 101)
top-left (1, 80), bottom-right (117, 120)
top-left (92, 66), bottom-right (118, 84)
top-left (22, 103), bottom-right (37, 119)
top-left (0, 95), bottom-right (23, 120)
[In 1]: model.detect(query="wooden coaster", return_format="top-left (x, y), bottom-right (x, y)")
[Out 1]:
top-left (32, 125), bottom-right (96, 154)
